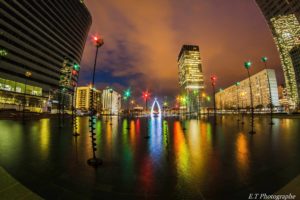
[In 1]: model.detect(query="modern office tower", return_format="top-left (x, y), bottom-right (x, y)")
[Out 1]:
top-left (215, 69), bottom-right (279, 110)
top-left (0, 0), bottom-right (92, 110)
top-left (178, 45), bottom-right (204, 113)
top-left (255, 0), bottom-right (300, 108)
top-left (102, 87), bottom-right (122, 115)
top-left (75, 86), bottom-right (101, 113)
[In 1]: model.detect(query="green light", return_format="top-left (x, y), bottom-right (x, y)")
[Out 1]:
top-left (0, 49), bottom-right (8, 57)
top-left (244, 61), bottom-right (252, 69)
top-left (261, 57), bottom-right (268, 62)
top-left (235, 82), bottom-right (240, 86)
top-left (124, 89), bottom-right (131, 98)
top-left (73, 64), bottom-right (80, 71)
top-left (163, 102), bottom-right (168, 106)
top-left (207, 96), bottom-right (211, 102)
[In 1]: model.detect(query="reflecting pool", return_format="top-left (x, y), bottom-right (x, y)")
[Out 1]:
top-left (0, 115), bottom-right (300, 199)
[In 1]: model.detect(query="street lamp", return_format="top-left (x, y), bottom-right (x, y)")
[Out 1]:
top-left (22, 71), bottom-right (32, 122)
top-left (109, 88), bottom-right (113, 125)
top-left (210, 75), bottom-right (217, 117)
top-left (244, 61), bottom-right (255, 134)
top-left (88, 35), bottom-right (104, 167)
top-left (123, 88), bottom-right (131, 114)
top-left (236, 82), bottom-right (240, 121)
top-left (72, 63), bottom-right (80, 136)
top-left (261, 56), bottom-right (274, 125)
top-left (142, 90), bottom-right (150, 114)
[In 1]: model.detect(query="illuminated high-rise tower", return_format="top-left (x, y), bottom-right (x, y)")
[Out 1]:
top-left (178, 45), bottom-right (204, 113)
top-left (255, 0), bottom-right (300, 108)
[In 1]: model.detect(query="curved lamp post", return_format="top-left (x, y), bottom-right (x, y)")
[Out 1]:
top-left (261, 57), bottom-right (274, 125)
top-left (244, 61), bottom-right (255, 134)
top-left (87, 36), bottom-right (104, 167)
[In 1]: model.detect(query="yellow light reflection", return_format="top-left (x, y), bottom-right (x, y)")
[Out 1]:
top-left (174, 121), bottom-right (190, 180)
top-left (235, 133), bottom-right (249, 179)
top-left (40, 119), bottom-right (50, 159)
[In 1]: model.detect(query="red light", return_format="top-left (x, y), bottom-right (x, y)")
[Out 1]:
top-left (210, 75), bottom-right (217, 82)
top-left (93, 36), bottom-right (98, 41)
top-left (142, 91), bottom-right (150, 101)
top-left (72, 70), bottom-right (77, 76)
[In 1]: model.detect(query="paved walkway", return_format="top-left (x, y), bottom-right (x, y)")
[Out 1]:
top-left (0, 167), bottom-right (43, 200)
top-left (275, 174), bottom-right (300, 197)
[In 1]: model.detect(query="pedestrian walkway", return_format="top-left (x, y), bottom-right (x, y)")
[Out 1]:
top-left (275, 174), bottom-right (300, 197)
top-left (0, 167), bottom-right (43, 200)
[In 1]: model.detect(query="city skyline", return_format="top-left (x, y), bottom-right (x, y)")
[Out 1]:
top-left (1, 1), bottom-right (300, 199)
top-left (80, 0), bottom-right (283, 97)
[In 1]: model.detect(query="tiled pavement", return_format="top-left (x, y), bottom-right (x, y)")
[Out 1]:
top-left (0, 167), bottom-right (43, 200)
top-left (275, 174), bottom-right (300, 197)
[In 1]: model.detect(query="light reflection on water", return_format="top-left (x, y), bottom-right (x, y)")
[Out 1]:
top-left (0, 115), bottom-right (300, 199)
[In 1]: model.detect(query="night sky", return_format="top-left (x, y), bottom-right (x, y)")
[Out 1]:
top-left (79, 0), bottom-right (282, 99)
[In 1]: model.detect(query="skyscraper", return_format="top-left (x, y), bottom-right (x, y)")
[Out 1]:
top-left (75, 86), bottom-right (101, 113)
top-left (255, 0), bottom-right (300, 108)
top-left (178, 45), bottom-right (204, 113)
top-left (0, 0), bottom-right (92, 110)
top-left (102, 87), bottom-right (121, 115)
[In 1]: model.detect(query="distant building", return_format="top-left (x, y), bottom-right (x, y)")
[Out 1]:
top-left (255, 0), bottom-right (300, 108)
top-left (178, 45), bottom-right (204, 113)
top-left (0, 1), bottom-right (92, 111)
top-left (75, 86), bottom-right (101, 113)
top-left (278, 84), bottom-right (289, 108)
top-left (102, 87), bottom-right (121, 115)
top-left (215, 69), bottom-right (279, 109)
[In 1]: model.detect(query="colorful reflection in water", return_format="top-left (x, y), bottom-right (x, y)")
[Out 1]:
top-left (40, 119), bottom-right (50, 160)
top-left (0, 116), bottom-right (300, 199)
top-left (235, 133), bottom-right (249, 180)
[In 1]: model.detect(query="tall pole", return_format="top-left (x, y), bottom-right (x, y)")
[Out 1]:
top-left (245, 61), bottom-right (255, 134)
top-left (236, 82), bottom-right (240, 121)
top-left (88, 36), bottom-right (103, 167)
top-left (72, 64), bottom-right (80, 136)
top-left (262, 57), bottom-right (274, 125)
top-left (211, 75), bottom-right (217, 117)
top-left (110, 88), bottom-right (113, 125)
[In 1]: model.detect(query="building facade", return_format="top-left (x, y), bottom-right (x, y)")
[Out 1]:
top-left (215, 69), bottom-right (279, 109)
top-left (178, 45), bottom-right (204, 113)
top-left (255, 0), bottom-right (300, 108)
top-left (290, 45), bottom-right (300, 104)
top-left (102, 87), bottom-right (121, 115)
top-left (0, 0), bottom-right (92, 111)
top-left (75, 86), bottom-right (101, 113)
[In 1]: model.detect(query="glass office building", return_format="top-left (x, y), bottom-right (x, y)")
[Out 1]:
top-left (0, 0), bottom-right (92, 110)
